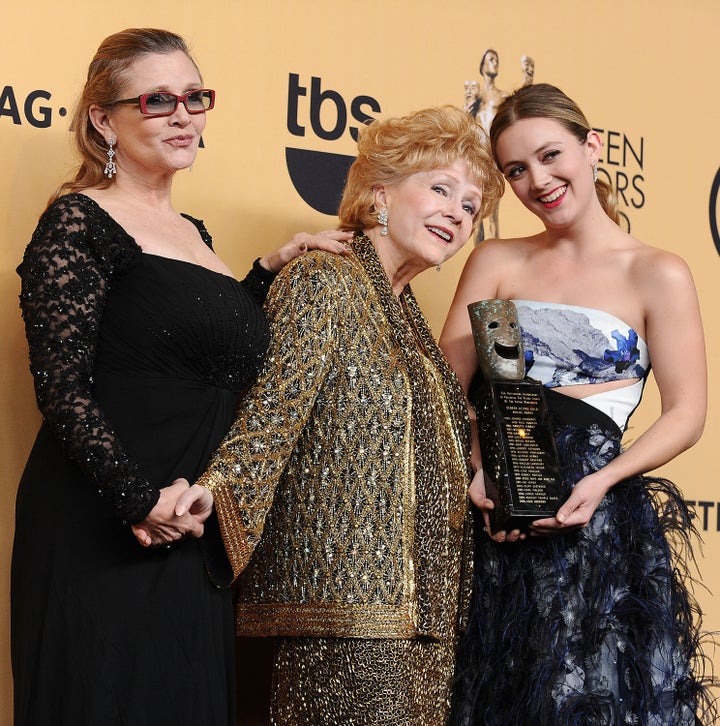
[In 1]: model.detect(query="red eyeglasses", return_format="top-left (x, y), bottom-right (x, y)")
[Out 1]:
top-left (112, 89), bottom-right (215, 117)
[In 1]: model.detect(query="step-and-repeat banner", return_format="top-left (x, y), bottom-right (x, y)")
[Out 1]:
top-left (1, 1), bottom-right (718, 720)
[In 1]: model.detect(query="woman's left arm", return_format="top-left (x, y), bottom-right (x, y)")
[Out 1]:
top-left (534, 250), bottom-right (707, 532)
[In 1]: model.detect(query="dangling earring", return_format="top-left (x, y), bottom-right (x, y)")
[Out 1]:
top-left (377, 208), bottom-right (388, 236)
top-left (436, 264), bottom-right (442, 272)
top-left (592, 162), bottom-right (598, 183)
top-left (104, 138), bottom-right (117, 179)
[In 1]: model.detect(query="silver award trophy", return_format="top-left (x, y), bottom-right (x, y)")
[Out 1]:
top-left (467, 299), bottom-right (567, 532)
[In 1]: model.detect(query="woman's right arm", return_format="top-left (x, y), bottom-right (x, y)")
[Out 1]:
top-left (19, 199), bottom-right (160, 526)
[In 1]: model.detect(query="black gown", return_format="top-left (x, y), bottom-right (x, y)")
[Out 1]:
top-left (11, 193), bottom-right (274, 726)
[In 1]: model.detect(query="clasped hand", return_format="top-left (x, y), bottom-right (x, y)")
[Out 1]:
top-left (131, 478), bottom-right (213, 548)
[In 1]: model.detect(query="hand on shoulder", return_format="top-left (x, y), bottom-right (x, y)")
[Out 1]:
top-left (259, 229), bottom-right (353, 273)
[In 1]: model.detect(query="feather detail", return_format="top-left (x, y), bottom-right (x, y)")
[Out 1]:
top-left (451, 416), bottom-right (717, 725)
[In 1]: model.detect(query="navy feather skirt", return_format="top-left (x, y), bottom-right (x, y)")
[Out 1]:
top-left (451, 390), bottom-right (716, 725)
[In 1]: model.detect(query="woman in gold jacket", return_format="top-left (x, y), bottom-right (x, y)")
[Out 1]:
top-left (170, 105), bottom-right (504, 724)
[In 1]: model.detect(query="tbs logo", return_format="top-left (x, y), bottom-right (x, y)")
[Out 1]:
top-left (286, 74), bottom-right (380, 215)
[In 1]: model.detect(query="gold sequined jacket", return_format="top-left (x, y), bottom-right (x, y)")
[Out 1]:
top-left (200, 236), bottom-right (473, 641)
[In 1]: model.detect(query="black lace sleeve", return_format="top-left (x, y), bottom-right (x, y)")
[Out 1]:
top-left (18, 195), bottom-right (160, 525)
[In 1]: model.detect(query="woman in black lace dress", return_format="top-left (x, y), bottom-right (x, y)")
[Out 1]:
top-left (11, 28), bottom-right (349, 726)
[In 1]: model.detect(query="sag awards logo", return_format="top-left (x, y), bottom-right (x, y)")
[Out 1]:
top-left (0, 85), bottom-right (65, 127)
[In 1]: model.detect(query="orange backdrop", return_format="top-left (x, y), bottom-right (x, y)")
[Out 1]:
top-left (1, 1), bottom-right (718, 721)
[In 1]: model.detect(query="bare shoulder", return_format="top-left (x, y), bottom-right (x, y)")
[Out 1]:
top-left (622, 239), bottom-right (701, 328)
top-left (465, 234), bottom-right (541, 268)
top-left (449, 234), bottom-right (544, 305)
top-left (628, 239), bottom-right (695, 290)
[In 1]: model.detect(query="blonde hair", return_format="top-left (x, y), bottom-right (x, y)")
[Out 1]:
top-left (50, 28), bottom-right (198, 205)
top-left (338, 105), bottom-right (505, 233)
top-left (489, 83), bottom-right (620, 224)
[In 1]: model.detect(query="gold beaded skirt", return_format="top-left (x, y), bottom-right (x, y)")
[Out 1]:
top-left (271, 634), bottom-right (457, 725)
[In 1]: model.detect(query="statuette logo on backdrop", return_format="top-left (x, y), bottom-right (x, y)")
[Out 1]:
top-left (461, 50), bottom-right (646, 236)
top-left (285, 73), bottom-right (380, 216)
top-left (463, 49), bottom-right (534, 242)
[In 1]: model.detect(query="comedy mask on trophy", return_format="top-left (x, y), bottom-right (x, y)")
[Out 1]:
top-left (467, 299), bottom-right (567, 532)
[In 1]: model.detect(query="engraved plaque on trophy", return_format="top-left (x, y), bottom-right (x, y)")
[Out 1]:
top-left (467, 299), bottom-right (567, 532)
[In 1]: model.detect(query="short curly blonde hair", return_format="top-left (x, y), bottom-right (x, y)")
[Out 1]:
top-left (338, 105), bottom-right (505, 233)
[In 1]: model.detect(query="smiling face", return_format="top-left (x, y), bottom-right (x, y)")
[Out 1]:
top-left (96, 50), bottom-right (207, 180)
top-left (373, 158), bottom-right (482, 288)
top-left (468, 299), bottom-right (524, 381)
top-left (494, 117), bottom-right (600, 228)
